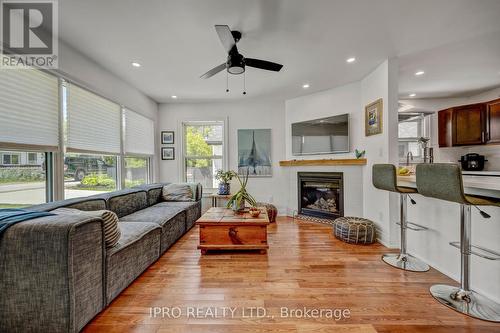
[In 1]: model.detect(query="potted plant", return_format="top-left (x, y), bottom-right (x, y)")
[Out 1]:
top-left (226, 171), bottom-right (257, 212)
top-left (214, 169), bottom-right (237, 195)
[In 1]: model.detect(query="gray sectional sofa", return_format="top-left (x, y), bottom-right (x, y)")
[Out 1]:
top-left (0, 183), bottom-right (202, 333)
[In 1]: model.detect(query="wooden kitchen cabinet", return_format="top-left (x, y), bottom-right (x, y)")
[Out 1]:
top-left (487, 98), bottom-right (500, 144)
top-left (438, 108), bottom-right (453, 147)
top-left (452, 103), bottom-right (486, 146)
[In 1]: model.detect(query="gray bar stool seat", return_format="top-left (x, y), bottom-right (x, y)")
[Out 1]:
top-left (372, 164), bottom-right (430, 272)
top-left (416, 163), bottom-right (500, 322)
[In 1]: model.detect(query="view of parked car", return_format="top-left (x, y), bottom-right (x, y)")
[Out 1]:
top-left (64, 155), bottom-right (109, 181)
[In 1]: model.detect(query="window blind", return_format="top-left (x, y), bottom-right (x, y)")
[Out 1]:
top-left (0, 69), bottom-right (59, 150)
top-left (124, 109), bottom-right (155, 155)
top-left (67, 83), bottom-right (121, 154)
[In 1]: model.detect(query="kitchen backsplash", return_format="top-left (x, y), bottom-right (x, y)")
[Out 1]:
top-left (435, 145), bottom-right (500, 171)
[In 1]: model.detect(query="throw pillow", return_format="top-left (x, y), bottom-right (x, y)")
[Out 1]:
top-left (162, 183), bottom-right (194, 202)
top-left (52, 208), bottom-right (121, 248)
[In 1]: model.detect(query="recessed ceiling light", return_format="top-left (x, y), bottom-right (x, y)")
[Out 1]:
top-left (409, 93), bottom-right (416, 97)
top-left (302, 83), bottom-right (310, 89)
top-left (415, 71), bottom-right (425, 76)
top-left (346, 57), bottom-right (356, 63)
top-left (171, 95), bottom-right (177, 99)
top-left (131, 62), bottom-right (141, 67)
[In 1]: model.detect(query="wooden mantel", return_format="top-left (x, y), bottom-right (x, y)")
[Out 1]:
top-left (279, 158), bottom-right (367, 167)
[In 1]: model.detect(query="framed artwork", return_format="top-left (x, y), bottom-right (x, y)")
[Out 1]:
top-left (237, 129), bottom-right (272, 177)
top-left (161, 131), bottom-right (174, 144)
top-left (365, 98), bottom-right (383, 136)
top-left (161, 147), bottom-right (175, 160)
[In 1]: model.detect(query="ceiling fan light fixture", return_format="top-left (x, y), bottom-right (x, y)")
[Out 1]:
top-left (228, 65), bottom-right (245, 74)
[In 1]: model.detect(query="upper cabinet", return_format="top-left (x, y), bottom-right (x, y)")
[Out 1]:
top-left (438, 99), bottom-right (499, 147)
top-left (453, 103), bottom-right (486, 146)
top-left (487, 99), bottom-right (500, 144)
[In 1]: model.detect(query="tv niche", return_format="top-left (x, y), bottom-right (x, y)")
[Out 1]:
top-left (292, 114), bottom-right (349, 155)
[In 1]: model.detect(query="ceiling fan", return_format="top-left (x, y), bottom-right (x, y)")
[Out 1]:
top-left (200, 25), bottom-right (283, 80)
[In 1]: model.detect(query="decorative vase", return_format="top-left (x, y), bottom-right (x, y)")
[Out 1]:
top-left (218, 182), bottom-right (230, 195)
top-left (231, 200), bottom-right (245, 212)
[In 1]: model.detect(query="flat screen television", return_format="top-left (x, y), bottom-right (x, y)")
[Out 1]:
top-left (292, 114), bottom-right (349, 155)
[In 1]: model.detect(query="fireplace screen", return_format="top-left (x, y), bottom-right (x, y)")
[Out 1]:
top-left (298, 172), bottom-right (343, 219)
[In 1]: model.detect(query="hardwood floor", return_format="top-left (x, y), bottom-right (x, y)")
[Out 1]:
top-left (84, 217), bottom-right (499, 333)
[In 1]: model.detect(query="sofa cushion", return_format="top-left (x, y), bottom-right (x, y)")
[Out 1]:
top-left (120, 206), bottom-right (186, 253)
top-left (162, 183), bottom-right (194, 202)
top-left (101, 189), bottom-right (148, 218)
top-left (134, 183), bottom-right (170, 206)
top-left (29, 197), bottom-right (107, 212)
top-left (153, 201), bottom-right (201, 230)
top-left (52, 208), bottom-right (121, 248)
top-left (106, 222), bottom-right (161, 303)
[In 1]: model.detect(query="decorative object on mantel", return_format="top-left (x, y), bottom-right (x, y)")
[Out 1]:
top-left (333, 216), bottom-right (376, 245)
top-left (161, 131), bottom-right (174, 144)
top-left (161, 147), bottom-right (175, 160)
top-left (214, 169), bottom-right (237, 195)
top-left (226, 171), bottom-right (257, 212)
top-left (365, 98), bottom-right (383, 136)
top-left (279, 158), bottom-right (367, 167)
top-left (238, 129), bottom-right (272, 177)
top-left (355, 149), bottom-right (366, 159)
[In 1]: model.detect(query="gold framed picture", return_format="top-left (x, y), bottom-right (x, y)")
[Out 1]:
top-left (365, 98), bottom-right (383, 136)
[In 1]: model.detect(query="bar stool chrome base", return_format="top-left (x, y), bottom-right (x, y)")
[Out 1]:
top-left (430, 284), bottom-right (500, 322)
top-left (382, 253), bottom-right (430, 272)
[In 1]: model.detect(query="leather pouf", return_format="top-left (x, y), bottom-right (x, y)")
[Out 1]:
top-left (256, 202), bottom-right (277, 223)
top-left (333, 216), bottom-right (376, 244)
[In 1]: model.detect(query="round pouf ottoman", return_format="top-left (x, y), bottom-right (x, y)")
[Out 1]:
top-left (256, 202), bottom-right (278, 223)
top-left (333, 217), bottom-right (376, 244)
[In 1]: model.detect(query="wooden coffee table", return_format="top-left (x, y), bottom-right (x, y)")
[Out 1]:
top-left (196, 207), bottom-right (270, 254)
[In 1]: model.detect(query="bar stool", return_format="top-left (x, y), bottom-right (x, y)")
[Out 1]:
top-left (372, 164), bottom-right (430, 272)
top-left (416, 163), bottom-right (500, 322)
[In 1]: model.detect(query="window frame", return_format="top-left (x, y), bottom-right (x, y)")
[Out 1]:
top-left (398, 113), bottom-right (431, 164)
top-left (123, 155), bottom-right (152, 188)
top-left (180, 119), bottom-right (228, 192)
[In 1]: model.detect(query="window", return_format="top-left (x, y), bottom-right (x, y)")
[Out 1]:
top-left (64, 153), bottom-right (118, 199)
top-left (2, 153), bottom-right (20, 165)
top-left (183, 121), bottom-right (225, 191)
top-left (0, 151), bottom-right (47, 208)
top-left (28, 153), bottom-right (38, 165)
top-left (124, 156), bottom-right (150, 188)
top-left (398, 113), bottom-right (430, 163)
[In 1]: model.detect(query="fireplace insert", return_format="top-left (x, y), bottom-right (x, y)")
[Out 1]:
top-left (298, 172), bottom-right (344, 219)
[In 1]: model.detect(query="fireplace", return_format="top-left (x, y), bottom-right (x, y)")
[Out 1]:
top-left (298, 172), bottom-right (344, 219)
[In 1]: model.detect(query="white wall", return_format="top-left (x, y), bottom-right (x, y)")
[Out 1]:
top-left (360, 59), bottom-right (400, 246)
top-left (56, 41), bottom-right (160, 180)
top-left (158, 98), bottom-right (288, 213)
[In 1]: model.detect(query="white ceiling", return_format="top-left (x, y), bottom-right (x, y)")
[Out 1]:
top-left (59, 0), bottom-right (500, 103)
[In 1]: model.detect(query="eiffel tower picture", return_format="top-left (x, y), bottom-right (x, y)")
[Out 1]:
top-left (238, 129), bottom-right (272, 176)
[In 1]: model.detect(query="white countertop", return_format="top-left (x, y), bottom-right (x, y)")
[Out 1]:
top-left (397, 174), bottom-right (500, 198)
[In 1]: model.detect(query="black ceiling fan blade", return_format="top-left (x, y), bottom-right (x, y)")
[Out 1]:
top-left (245, 58), bottom-right (283, 72)
top-left (200, 63), bottom-right (226, 79)
top-left (215, 25), bottom-right (237, 54)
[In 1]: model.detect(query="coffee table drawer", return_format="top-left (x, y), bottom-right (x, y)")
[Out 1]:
top-left (200, 225), bottom-right (267, 246)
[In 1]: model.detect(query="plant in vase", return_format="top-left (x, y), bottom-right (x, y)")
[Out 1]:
top-left (226, 171), bottom-right (257, 212)
top-left (214, 169), bottom-right (237, 195)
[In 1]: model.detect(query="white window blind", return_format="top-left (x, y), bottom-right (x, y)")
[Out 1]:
top-left (124, 109), bottom-right (155, 155)
top-left (67, 83), bottom-right (121, 154)
top-left (0, 69), bottom-right (59, 150)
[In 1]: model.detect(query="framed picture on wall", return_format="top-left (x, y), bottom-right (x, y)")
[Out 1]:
top-left (161, 147), bottom-right (175, 160)
top-left (365, 98), bottom-right (383, 136)
top-left (237, 129), bottom-right (272, 177)
top-left (161, 131), bottom-right (175, 144)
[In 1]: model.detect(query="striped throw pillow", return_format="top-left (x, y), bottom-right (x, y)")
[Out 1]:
top-left (52, 208), bottom-right (121, 248)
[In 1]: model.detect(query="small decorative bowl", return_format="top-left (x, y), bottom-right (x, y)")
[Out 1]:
top-left (249, 208), bottom-right (261, 218)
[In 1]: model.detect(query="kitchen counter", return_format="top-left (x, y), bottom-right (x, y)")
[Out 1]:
top-left (398, 174), bottom-right (500, 198)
